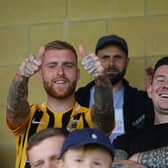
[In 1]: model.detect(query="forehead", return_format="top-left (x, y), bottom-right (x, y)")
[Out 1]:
top-left (154, 65), bottom-right (168, 77)
top-left (43, 49), bottom-right (77, 63)
top-left (97, 45), bottom-right (126, 56)
top-left (28, 136), bottom-right (65, 163)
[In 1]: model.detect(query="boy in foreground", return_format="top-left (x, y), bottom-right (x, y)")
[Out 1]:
top-left (58, 128), bottom-right (114, 168)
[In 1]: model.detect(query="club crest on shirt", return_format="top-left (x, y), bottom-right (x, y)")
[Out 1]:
top-left (66, 119), bottom-right (79, 132)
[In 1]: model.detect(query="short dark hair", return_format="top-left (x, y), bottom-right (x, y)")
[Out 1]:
top-left (45, 40), bottom-right (78, 62)
top-left (153, 56), bottom-right (168, 75)
top-left (27, 128), bottom-right (68, 152)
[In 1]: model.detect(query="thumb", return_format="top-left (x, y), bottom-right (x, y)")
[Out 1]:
top-left (38, 46), bottom-right (45, 58)
top-left (78, 44), bottom-right (87, 59)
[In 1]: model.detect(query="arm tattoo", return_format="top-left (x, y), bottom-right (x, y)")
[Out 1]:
top-left (112, 160), bottom-right (147, 168)
top-left (114, 149), bottom-right (129, 160)
top-left (91, 76), bottom-right (115, 133)
top-left (137, 146), bottom-right (168, 168)
top-left (7, 74), bottom-right (30, 123)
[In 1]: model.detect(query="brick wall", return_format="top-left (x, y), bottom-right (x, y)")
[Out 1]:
top-left (1, 0), bottom-right (168, 167)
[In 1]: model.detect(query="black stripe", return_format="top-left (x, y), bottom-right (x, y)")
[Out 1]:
top-left (46, 108), bottom-right (55, 128)
top-left (25, 162), bottom-right (31, 168)
top-left (27, 110), bottom-right (43, 140)
top-left (82, 113), bottom-right (89, 128)
top-left (73, 113), bottom-right (81, 120)
top-left (62, 109), bottom-right (72, 128)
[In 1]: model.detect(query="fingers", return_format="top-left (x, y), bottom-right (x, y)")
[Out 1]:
top-left (78, 44), bottom-right (87, 58)
top-left (79, 44), bottom-right (104, 77)
top-left (18, 55), bottom-right (42, 78)
top-left (82, 54), bottom-right (104, 77)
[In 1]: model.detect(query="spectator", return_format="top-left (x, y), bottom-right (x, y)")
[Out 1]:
top-left (27, 128), bottom-right (68, 168)
top-left (58, 128), bottom-right (114, 168)
top-left (6, 40), bottom-right (114, 168)
top-left (113, 56), bottom-right (168, 168)
top-left (75, 34), bottom-right (154, 142)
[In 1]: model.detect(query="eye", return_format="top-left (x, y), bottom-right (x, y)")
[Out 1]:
top-left (47, 63), bottom-right (57, 68)
top-left (64, 63), bottom-right (74, 68)
top-left (155, 76), bottom-right (166, 83)
top-left (93, 161), bottom-right (102, 166)
top-left (64, 62), bottom-right (76, 69)
top-left (113, 55), bottom-right (124, 60)
top-left (100, 55), bottom-right (110, 60)
top-left (74, 159), bottom-right (83, 162)
top-left (31, 162), bottom-right (43, 168)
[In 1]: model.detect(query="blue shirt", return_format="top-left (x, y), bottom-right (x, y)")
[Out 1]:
top-left (89, 86), bottom-right (125, 142)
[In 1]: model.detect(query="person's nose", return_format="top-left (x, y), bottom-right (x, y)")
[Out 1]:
top-left (82, 162), bottom-right (94, 168)
top-left (56, 65), bottom-right (64, 76)
top-left (109, 56), bottom-right (116, 66)
top-left (163, 79), bottom-right (168, 89)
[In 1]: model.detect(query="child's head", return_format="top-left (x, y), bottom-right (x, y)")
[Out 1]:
top-left (59, 128), bottom-right (114, 168)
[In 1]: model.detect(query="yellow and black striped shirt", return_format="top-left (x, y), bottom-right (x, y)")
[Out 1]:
top-left (7, 102), bottom-right (92, 168)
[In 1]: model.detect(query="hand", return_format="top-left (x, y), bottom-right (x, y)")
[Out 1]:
top-left (79, 44), bottom-right (104, 77)
top-left (17, 55), bottom-right (42, 78)
top-left (129, 153), bottom-right (139, 162)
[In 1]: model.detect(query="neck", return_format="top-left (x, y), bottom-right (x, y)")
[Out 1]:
top-left (112, 80), bottom-right (123, 93)
top-left (46, 94), bottom-right (75, 112)
top-left (154, 112), bottom-right (168, 124)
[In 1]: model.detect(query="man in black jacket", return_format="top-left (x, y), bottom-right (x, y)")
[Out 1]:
top-left (75, 34), bottom-right (154, 142)
top-left (113, 56), bottom-right (168, 168)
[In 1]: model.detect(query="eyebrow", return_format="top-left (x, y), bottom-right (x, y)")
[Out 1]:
top-left (154, 74), bottom-right (166, 78)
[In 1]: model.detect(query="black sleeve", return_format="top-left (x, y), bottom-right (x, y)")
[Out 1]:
top-left (113, 132), bottom-right (135, 156)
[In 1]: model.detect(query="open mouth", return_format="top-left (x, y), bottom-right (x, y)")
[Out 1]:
top-left (159, 93), bottom-right (168, 99)
top-left (53, 79), bottom-right (67, 84)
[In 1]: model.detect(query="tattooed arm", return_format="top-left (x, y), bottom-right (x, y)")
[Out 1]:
top-left (6, 55), bottom-right (41, 128)
top-left (81, 52), bottom-right (114, 133)
top-left (79, 45), bottom-right (115, 133)
top-left (91, 75), bottom-right (115, 133)
top-left (129, 146), bottom-right (168, 168)
top-left (114, 149), bottom-right (129, 160)
top-left (7, 74), bottom-right (30, 128)
top-left (112, 160), bottom-right (147, 168)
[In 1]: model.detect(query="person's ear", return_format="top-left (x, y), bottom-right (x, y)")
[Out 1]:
top-left (77, 68), bottom-right (80, 81)
top-left (147, 83), bottom-right (152, 99)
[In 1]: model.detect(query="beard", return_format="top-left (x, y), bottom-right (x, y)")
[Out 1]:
top-left (105, 67), bottom-right (127, 85)
top-left (43, 79), bottom-right (77, 99)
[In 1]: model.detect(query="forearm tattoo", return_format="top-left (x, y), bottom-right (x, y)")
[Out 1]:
top-left (114, 149), bottom-right (129, 160)
top-left (91, 76), bottom-right (115, 133)
top-left (7, 75), bottom-right (30, 121)
top-left (138, 146), bottom-right (168, 168)
top-left (112, 160), bottom-right (147, 168)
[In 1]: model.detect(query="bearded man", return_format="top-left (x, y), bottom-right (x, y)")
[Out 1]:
top-left (6, 40), bottom-right (114, 168)
top-left (75, 34), bottom-right (154, 142)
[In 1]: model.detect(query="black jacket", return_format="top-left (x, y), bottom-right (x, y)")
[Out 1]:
top-left (75, 79), bottom-right (154, 132)
top-left (113, 123), bottom-right (168, 156)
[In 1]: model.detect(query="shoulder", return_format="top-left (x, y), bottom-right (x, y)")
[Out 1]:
top-left (124, 82), bottom-right (148, 98)
top-left (75, 80), bottom-right (95, 94)
top-left (75, 80), bottom-right (95, 107)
